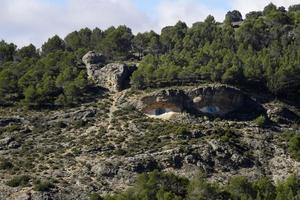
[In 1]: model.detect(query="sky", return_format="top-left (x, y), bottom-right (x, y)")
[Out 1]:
top-left (0, 0), bottom-right (299, 48)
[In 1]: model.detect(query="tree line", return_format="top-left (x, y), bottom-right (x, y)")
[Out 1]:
top-left (0, 3), bottom-right (299, 108)
top-left (131, 3), bottom-right (300, 102)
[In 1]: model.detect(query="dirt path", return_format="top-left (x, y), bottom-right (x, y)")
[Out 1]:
top-left (107, 90), bottom-right (127, 131)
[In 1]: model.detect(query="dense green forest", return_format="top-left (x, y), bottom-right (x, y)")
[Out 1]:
top-left (100, 171), bottom-right (300, 200)
top-left (0, 3), bottom-right (300, 108)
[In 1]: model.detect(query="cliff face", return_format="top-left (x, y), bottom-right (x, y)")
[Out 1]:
top-left (137, 85), bottom-right (263, 119)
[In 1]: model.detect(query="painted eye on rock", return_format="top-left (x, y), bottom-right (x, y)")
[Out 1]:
top-left (155, 108), bottom-right (166, 115)
top-left (199, 106), bottom-right (220, 114)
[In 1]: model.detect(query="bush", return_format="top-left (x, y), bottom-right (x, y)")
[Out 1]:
top-left (0, 159), bottom-right (13, 170)
top-left (90, 192), bottom-right (102, 200)
top-left (288, 134), bottom-right (300, 161)
top-left (104, 171), bottom-right (189, 200)
top-left (226, 176), bottom-right (256, 199)
top-left (276, 175), bottom-right (300, 200)
top-left (105, 171), bottom-right (300, 200)
top-left (253, 177), bottom-right (276, 200)
top-left (254, 115), bottom-right (267, 127)
top-left (6, 175), bottom-right (30, 187)
top-left (174, 127), bottom-right (190, 135)
top-left (33, 180), bottom-right (54, 192)
top-left (219, 128), bottom-right (239, 144)
top-left (187, 173), bottom-right (220, 200)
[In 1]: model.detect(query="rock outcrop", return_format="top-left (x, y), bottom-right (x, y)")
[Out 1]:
top-left (82, 51), bottom-right (106, 78)
top-left (0, 118), bottom-right (23, 127)
top-left (93, 63), bottom-right (137, 92)
top-left (267, 105), bottom-right (300, 124)
top-left (137, 85), bottom-right (263, 119)
top-left (82, 51), bottom-right (137, 92)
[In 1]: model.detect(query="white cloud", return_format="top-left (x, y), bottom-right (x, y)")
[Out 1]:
top-left (0, 0), bottom-right (152, 48)
top-left (229, 0), bottom-right (299, 16)
top-left (155, 0), bottom-right (226, 30)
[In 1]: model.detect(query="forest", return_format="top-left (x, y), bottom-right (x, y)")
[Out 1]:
top-left (0, 3), bottom-right (300, 108)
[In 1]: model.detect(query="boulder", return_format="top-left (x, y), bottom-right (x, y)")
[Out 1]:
top-left (0, 118), bottom-right (22, 127)
top-left (93, 63), bottom-right (137, 92)
top-left (82, 51), bottom-right (106, 79)
top-left (82, 51), bottom-right (137, 92)
top-left (267, 106), bottom-right (300, 124)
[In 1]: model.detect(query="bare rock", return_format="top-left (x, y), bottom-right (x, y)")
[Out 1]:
top-left (267, 106), bottom-right (300, 124)
top-left (92, 162), bottom-right (119, 177)
top-left (93, 63), bottom-right (137, 92)
top-left (82, 51), bottom-right (137, 92)
top-left (0, 117), bottom-right (22, 127)
top-left (82, 51), bottom-right (106, 79)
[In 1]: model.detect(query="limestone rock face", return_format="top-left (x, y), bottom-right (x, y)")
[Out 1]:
top-left (137, 85), bottom-right (263, 119)
top-left (94, 63), bottom-right (137, 92)
top-left (82, 51), bottom-right (137, 92)
top-left (82, 51), bottom-right (106, 79)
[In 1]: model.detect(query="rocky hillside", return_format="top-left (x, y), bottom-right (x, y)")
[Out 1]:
top-left (1, 2), bottom-right (300, 199)
top-left (0, 55), bottom-right (299, 199)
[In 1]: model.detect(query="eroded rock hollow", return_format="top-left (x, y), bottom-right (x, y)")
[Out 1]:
top-left (137, 85), bottom-right (263, 119)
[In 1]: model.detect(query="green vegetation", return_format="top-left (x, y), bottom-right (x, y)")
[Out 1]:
top-left (105, 171), bottom-right (189, 200)
top-left (219, 128), bottom-right (240, 144)
top-left (6, 175), bottom-right (31, 187)
top-left (288, 134), bottom-right (300, 161)
top-left (0, 26), bottom-right (132, 108)
top-left (254, 115), bottom-right (267, 127)
top-left (279, 131), bottom-right (300, 161)
top-left (0, 159), bottom-right (13, 170)
top-left (89, 192), bottom-right (102, 200)
top-left (0, 3), bottom-right (299, 108)
top-left (33, 180), bottom-right (54, 192)
top-left (105, 171), bottom-right (300, 200)
top-left (130, 4), bottom-right (300, 102)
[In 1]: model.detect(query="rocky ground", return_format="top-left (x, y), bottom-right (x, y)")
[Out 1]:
top-left (0, 84), bottom-right (299, 200)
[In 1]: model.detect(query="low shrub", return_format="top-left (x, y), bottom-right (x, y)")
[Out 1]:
top-left (220, 128), bottom-right (239, 144)
top-left (0, 159), bottom-right (13, 170)
top-left (6, 175), bottom-right (31, 187)
top-left (90, 192), bottom-right (102, 200)
top-left (288, 134), bottom-right (300, 161)
top-left (104, 171), bottom-right (300, 200)
top-left (254, 115), bottom-right (267, 127)
top-left (33, 180), bottom-right (54, 192)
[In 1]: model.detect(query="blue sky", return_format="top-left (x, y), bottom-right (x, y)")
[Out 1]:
top-left (41, 0), bottom-right (230, 11)
top-left (44, 0), bottom-right (230, 13)
top-left (0, 0), bottom-right (298, 47)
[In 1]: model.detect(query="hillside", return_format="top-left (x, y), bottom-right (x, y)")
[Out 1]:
top-left (0, 3), bottom-right (300, 200)
top-left (0, 84), bottom-right (299, 199)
